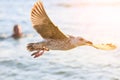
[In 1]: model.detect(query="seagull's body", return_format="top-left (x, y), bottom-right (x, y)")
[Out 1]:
top-left (28, 35), bottom-right (92, 51)
top-left (27, 0), bottom-right (116, 58)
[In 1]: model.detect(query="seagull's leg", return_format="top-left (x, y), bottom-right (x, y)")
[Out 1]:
top-left (31, 50), bottom-right (44, 58)
top-left (27, 42), bottom-right (49, 58)
top-left (31, 46), bottom-right (49, 58)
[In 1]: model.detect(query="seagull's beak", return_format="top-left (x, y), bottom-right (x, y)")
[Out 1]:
top-left (78, 37), bottom-right (93, 46)
top-left (86, 41), bottom-right (93, 45)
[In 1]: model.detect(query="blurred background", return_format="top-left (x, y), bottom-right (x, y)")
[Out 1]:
top-left (0, 0), bottom-right (120, 80)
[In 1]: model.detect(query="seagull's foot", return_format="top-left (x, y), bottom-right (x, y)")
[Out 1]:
top-left (27, 43), bottom-right (49, 58)
top-left (31, 50), bottom-right (44, 58)
top-left (31, 46), bottom-right (49, 58)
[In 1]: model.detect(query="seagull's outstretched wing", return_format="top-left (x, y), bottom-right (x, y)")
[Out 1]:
top-left (31, 1), bottom-right (68, 40)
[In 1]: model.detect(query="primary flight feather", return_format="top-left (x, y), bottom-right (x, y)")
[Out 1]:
top-left (31, 1), bottom-right (68, 40)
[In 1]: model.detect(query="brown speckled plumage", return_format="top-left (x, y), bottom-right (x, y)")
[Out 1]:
top-left (27, 0), bottom-right (93, 58)
top-left (27, 1), bottom-right (117, 58)
top-left (31, 1), bottom-right (68, 40)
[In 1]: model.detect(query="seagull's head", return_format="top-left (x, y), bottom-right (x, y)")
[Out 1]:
top-left (75, 37), bottom-right (93, 46)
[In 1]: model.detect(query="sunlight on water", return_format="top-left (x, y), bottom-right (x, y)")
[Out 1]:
top-left (61, 0), bottom-right (120, 46)
top-left (0, 0), bottom-right (120, 80)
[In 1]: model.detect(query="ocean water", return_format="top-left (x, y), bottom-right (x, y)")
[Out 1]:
top-left (0, 0), bottom-right (120, 80)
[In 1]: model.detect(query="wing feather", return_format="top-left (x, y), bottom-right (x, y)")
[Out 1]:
top-left (31, 0), bottom-right (68, 40)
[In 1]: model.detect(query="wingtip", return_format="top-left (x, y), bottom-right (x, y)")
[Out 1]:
top-left (30, 0), bottom-right (45, 26)
top-left (36, 0), bottom-right (43, 5)
top-left (36, 0), bottom-right (42, 3)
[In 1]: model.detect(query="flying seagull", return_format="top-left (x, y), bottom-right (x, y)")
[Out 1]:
top-left (27, 0), bottom-right (116, 58)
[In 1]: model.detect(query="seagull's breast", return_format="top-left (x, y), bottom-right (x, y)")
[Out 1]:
top-left (45, 39), bottom-right (75, 50)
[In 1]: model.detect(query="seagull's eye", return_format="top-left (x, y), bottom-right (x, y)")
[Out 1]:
top-left (79, 38), bottom-right (84, 41)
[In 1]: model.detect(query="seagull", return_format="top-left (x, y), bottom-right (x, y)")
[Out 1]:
top-left (27, 0), bottom-right (116, 58)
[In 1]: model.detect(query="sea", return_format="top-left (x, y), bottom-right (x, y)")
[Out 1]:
top-left (0, 0), bottom-right (120, 80)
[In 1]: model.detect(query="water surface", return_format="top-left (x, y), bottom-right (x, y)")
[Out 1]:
top-left (0, 0), bottom-right (120, 80)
